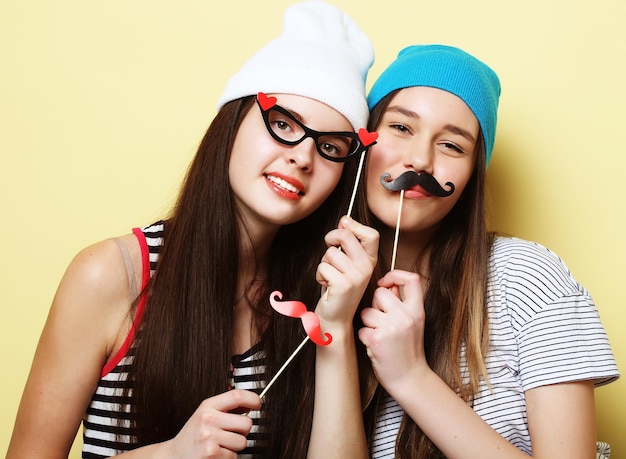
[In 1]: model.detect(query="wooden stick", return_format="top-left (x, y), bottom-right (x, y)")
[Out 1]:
top-left (346, 151), bottom-right (365, 218)
top-left (260, 153), bottom-right (367, 398)
top-left (390, 190), bottom-right (404, 270)
top-left (323, 151), bottom-right (365, 302)
top-left (259, 336), bottom-right (310, 399)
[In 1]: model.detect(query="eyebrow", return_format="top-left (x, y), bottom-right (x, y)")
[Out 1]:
top-left (387, 105), bottom-right (419, 119)
top-left (386, 105), bottom-right (477, 144)
top-left (443, 124), bottom-right (476, 144)
top-left (278, 104), bottom-right (304, 123)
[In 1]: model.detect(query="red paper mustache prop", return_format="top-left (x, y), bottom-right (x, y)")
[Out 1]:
top-left (269, 291), bottom-right (332, 346)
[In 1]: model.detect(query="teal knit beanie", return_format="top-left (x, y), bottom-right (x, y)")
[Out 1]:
top-left (368, 45), bottom-right (501, 166)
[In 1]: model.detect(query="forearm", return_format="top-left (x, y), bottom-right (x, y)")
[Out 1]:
top-left (388, 367), bottom-right (528, 459)
top-left (307, 329), bottom-right (368, 459)
top-left (112, 443), bottom-right (170, 458)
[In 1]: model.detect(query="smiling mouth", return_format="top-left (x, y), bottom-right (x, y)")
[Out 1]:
top-left (265, 174), bottom-right (304, 196)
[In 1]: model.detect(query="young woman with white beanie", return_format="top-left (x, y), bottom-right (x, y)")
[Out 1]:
top-left (7, 2), bottom-right (378, 457)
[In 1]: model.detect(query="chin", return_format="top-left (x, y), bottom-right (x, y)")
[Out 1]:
top-left (370, 209), bottom-right (398, 230)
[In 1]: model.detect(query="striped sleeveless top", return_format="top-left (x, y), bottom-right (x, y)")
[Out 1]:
top-left (82, 222), bottom-right (267, 458)
top-left (369, 237), bottom-right (619, 458)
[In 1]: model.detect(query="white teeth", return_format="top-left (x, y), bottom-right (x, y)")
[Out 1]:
top-left (267, 175), bottom-right (299, 193)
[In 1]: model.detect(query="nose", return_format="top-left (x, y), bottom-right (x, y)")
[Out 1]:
top-left (403, 139), bottom-right (434, 174)
top-left (286, 137), bottom-right (316, 171)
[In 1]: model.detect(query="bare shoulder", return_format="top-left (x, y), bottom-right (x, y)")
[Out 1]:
top-left (57, 235), bottom-right (134, 302)
top-left (6, 233), bottom-right (144, 457)
top-left (52, 233), bottom-right (143, 355)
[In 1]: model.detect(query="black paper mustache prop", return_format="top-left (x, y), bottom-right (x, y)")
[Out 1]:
top-left (380, 171), bottom-right (455, 197)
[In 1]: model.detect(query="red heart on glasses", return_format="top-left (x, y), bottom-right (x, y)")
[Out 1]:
top-left (257, 92), bottom-right (277, 111)
top-left (358, 128), bottom-right (378, 147)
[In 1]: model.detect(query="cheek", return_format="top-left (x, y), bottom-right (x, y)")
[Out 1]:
top-left (367, 142), bottom-right (393, 169)
top-left (228, 146), bottom-right (254, 187)
top-left (364, 172), bottom-right (389, 220)
top-left (227, 151), bottom-right (240, 186)
top-left (442, 162), bottom-right (473, 196)
top-left (365, 145), bottom-right (391, 189)
top-left (314, 162), bottom-right (344, 199)
top-left (437, 168), bottom-right (474, 213)
top-left (228, 135), bottom-right (252, 174)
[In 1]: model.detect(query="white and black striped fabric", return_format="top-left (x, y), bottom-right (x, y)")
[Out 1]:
top-left (82, 351), bottom-right (137, 458)
top-left (370, 237), bottom-right (619, 458)
top-left (230, 344), bottom-right (267, 458)
top-left (81, 222), bottom-right (163, 459)
top-left (82, 222), bottom-right (267, 458)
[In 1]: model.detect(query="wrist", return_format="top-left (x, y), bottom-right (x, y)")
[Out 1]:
top-left (318, 321), bottom-right (355, 343)
top-left (384, 362), bottom-right (435, 403)
top-left (315, 326), bottom-right (357, 358)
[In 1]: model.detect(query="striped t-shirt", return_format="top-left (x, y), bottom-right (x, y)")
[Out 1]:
top-left (82, 222), bottom-right (266, 458)
top-left (370, 237), bottom-right (619, 458)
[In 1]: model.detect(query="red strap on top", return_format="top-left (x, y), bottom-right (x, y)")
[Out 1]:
top-left (100, 228), bottom-right (151, 377)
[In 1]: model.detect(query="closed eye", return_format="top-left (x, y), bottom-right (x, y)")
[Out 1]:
top-left (390, 123), bottom-right (411, 134)
top-left (440, 141), bottom-right (465, 154)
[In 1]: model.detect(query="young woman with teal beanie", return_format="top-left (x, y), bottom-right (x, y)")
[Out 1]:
top-left (354, 44), bottom-right (619, 458)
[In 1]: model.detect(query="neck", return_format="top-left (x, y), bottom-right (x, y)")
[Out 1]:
top-left (231, 220), bottom-right (275, 354)
top-left (237, 218), bottom-right (279, 270)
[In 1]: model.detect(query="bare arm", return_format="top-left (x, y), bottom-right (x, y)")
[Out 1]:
top-left (359, 269), bottom-right (597, 459)
top-left (307, 217), bottom-right (378, 459)
top-left (525, 380), bottom-right (596, 458)
top-left (7, 237), bottom-right (139, 458)
top-left (7, 235), bottom-right (262, 459)
top-left (387, 367), bottom-right (595, 458)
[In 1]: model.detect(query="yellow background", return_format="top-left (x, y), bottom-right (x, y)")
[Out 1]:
top-left (2, 0), bottom-right (624, 456)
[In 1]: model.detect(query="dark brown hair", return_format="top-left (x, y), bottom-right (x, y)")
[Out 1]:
top-left (356, 91), bottom-right (493, 458)
top-left (127, 96), bottom-right (358, 457)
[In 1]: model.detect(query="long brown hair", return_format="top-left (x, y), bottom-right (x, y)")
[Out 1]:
top-left (127, 96), bottom-right (358, 457)
top-left (356, 91), bottom-right (493, 458)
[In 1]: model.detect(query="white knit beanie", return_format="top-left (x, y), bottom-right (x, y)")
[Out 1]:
top-left (217, 0), bottom-right (374, 131)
